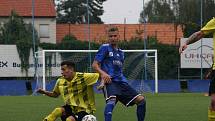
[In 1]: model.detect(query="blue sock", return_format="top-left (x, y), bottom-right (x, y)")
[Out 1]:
top-left (136, 100), bottom-right (146, 121)
top-left (104, 100), bottom-right (116, 121)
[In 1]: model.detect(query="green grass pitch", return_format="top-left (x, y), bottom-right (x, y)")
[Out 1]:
top-left (0, 93), bottom-right (210, 121)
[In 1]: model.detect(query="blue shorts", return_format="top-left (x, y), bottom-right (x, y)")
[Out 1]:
top-left (103, 81), bottom-right (141, 106)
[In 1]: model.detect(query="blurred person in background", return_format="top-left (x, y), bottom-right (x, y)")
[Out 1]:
top-left (179, 18), bottom-right (215, 121)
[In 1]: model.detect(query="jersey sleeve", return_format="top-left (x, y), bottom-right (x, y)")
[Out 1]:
top-left (84, 73), bottom-right (99, 85)
top-left (201, 18), bottom-right (215, 35)
top-left (94, 44), bottom-right (107, 62)
top-left (52, 79), bottom-right (60, 95)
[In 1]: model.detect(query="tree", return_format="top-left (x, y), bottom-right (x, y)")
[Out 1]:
top-left (0, 10), bottom-right (39, 76)
top-left (56, 0), bottom-right (107, 24)
top-left (177, 0), bottom-right (201, 25)
top-left (201, 0), bottom-right (215, 24)
top-left (176, 0), bottom-right (215, 37)
top-left (176, 0), bottom-right (215, 25)
top-left (139, 0), bottom-right (175, 23)
top-left (140, 0), bottom-right (215, 37)
top-left (0, 11), bottom-right (26, 44)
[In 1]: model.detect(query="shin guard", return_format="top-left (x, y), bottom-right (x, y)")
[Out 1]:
top-left (104, 99), bottom-right (116, 121)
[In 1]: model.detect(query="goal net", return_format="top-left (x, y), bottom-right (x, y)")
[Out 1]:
top-left (35, 50), bottom-right (158, 93)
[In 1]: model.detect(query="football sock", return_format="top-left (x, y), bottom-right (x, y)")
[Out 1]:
top-left (208, 108), bottom-right (215, 121)
top-left (136, 99), bottom-right (146, 121)
top-left (104, 99), bottom-right (116, 121)
top-left (44, 107), bottom-right (63, 121)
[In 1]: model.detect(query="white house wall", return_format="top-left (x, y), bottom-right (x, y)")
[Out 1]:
top-left (24, 18), bottom-right (56, 44)
top-left (0, 17), bottom-right (56, 44)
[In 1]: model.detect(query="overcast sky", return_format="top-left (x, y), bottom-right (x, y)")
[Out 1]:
top-left (101, 0), bottom-right (148, 24)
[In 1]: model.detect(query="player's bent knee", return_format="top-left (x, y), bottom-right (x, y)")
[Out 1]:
top-left (135, 95), bottom-right (146, 104)
top-left (61, 107), bottom-right (66, 114)
top-left (66, 116), bottom-right (76, 121)
top-left (138, 99), bottom-right (146, 106)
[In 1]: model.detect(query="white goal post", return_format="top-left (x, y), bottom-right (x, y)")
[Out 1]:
top-left (36, 49), bottom-right (158, 93)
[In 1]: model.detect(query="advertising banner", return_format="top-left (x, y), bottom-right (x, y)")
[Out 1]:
top-left (180, 38), bottom-right (213, 68)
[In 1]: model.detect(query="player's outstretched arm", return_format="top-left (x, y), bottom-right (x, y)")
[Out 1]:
top-left (92, 60), bottom-right (112, 84)
top-left (179, 44), bottom-right (188, 54)
top-left (179, 31), bottom-right (204, 54)
top-left (37, 88), bottom-right (59, 98)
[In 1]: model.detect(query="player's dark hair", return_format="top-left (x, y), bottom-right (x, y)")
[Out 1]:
top-left (108, 26), bottom-right (119, 32)
top-left (61, 60), bottom-right (75, 70)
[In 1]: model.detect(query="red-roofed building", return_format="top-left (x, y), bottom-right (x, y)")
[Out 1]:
top-left (0, 0), bottom-right (56, 43)
top-left (0, 0), bottom-right (184, 45)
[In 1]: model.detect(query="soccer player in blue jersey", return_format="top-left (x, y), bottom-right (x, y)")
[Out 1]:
top-left (92, 26), bottom-right (146, 121)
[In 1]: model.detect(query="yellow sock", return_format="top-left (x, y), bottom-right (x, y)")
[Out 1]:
top-left (43, 107), bottom-right (63, 121)
top-left (208, 108), bottom-right (215, 121)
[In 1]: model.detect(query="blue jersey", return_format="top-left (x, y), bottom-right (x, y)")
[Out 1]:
top-left (95, 44), bottom-right (127, 82)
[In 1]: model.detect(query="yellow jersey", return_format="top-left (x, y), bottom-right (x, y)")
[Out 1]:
top-left (53, 72), bottom-right (99, 114)
top-left (201, 17), bottom-right (215, 69)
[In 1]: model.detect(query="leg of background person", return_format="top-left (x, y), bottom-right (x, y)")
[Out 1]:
top-left (209, 94), bottom-right (215, 121)
top-left (208, 108), bottom-right (215, 121)
top-left (211, 94), bottom-right (215, 110)
top-left (104, 98), bottom-right (116, 121)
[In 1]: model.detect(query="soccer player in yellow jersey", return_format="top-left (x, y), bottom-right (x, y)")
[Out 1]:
top-left (179, 18), bottom-right (215, 121)
top-left (37, 60), bottom-right (99, 121)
